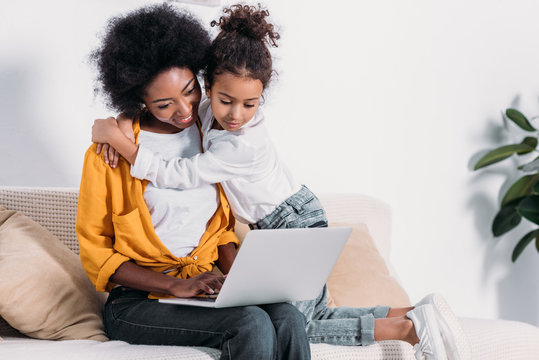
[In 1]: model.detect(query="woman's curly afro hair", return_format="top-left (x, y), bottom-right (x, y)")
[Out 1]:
top-left (91, 3), bottom-right (211, 117)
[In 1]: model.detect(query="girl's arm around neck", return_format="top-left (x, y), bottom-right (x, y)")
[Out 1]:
top-left (132, 138), bottom-right (258, 189)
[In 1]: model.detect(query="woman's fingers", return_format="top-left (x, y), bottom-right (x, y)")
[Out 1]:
top-left (196, 272), bottom-right (225, 294)
top-left (96, 143), bottom-right (102, 155)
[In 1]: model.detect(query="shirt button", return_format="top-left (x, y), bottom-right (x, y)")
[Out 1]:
top-left (226, 205), bottom-right (230, 208)
top-left (194, 256), bottom-right (198, 260)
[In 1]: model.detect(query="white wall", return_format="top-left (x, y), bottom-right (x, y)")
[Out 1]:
top-left (2, 0), bottom-right (539, 325)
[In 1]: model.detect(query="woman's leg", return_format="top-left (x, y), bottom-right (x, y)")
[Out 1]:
top-left (104, 287), bottom-right (277, 360)
top-left (259, 302), bottom-right (311, 360)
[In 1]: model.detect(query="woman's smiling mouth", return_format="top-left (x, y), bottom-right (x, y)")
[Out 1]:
top-left (174, 113), bottom-right (193, 124)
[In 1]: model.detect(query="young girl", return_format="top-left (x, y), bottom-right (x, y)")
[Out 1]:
top-left (92, 4), bottom-right (468, 360)
top-left (93, 4), bottom-right (327, 232)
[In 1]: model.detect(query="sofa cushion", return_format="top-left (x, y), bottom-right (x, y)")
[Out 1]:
top-left (234, 222), bottom-right (410, 308)
top-left (0, 206), bottom-right (107, 341)
top-left (326, 223), bottom-right (410, 308)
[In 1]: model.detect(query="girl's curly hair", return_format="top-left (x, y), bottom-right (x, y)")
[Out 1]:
top-left (91, 3), bottom-right (211, 117)
top-left (205, 4), bottom-right (280, 89)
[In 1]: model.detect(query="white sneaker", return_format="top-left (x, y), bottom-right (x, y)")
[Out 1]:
top-left (415, 293), bottom-right (471, 360)
top-left (407, 304), bottom-right (447, 360)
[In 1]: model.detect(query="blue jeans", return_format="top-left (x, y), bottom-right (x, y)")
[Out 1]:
top-left (295, 285), bottom-right (389, 346)
top-left (250, 185), bottom-right (328, 230)
top-left (103, 287), bottom-right (311, 360)
top-left (252, 185), bottom-right (390, 346)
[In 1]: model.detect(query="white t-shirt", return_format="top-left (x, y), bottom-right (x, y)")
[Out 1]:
top-left (137, 124), bottom-right (219, 258)
top-left (132, 99), bottom-right (300, 224)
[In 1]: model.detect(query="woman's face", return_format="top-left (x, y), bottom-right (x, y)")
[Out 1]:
top-left (142, 67), bottom-right (201, 133)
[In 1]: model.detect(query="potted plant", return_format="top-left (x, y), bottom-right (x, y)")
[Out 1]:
top-left (474, 108), bottom-right (539, 262)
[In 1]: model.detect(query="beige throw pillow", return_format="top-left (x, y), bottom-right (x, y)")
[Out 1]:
top-left (0, 207), bottom-right (107, 341)
top-left (327, 223), bottom-right (410, 308)
top-left (234, 221), bottom-right (410, 308)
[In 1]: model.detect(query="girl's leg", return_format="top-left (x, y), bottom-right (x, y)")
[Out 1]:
top-left (104, 287), bottom-right (278, 360)
top-left (374, 316), bottom-right (419, 345)
top-left (293, 286), bottom-right (432, 350)
top-left (387, 307), bottom-right (415, 317)
top-left (293, 285), bottom-right (391, 346)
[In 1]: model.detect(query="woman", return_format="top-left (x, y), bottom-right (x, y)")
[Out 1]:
top-left (76, 4), bottom-right (310, 359)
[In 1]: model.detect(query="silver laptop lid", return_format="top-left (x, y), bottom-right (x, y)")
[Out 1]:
top-left (214, 226), bottom-right (351, 307)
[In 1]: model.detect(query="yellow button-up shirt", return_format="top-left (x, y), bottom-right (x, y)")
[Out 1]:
top-left (76, 119), bottom-right (237, 295)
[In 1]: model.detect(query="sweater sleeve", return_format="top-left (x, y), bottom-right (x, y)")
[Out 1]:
top-left (131, 137), bottom-right (259, 189)
top-left (76, 146), bottom-right (130, 292)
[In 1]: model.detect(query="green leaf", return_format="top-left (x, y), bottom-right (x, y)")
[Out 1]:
top-left (506, 108), bottom-right (536, 131)
top-left (518, 156), bottom-right (539, 172)
top-left (474, 143), bottom-right (534, 170)
top-left (502, 174), bottom-right (539, 206)
top-left (522, 136), bottom-right (539, 149)
top-left (516, 195), bottom-right (539, 225)
top-left (534, 181), bottom-right (539, 193)
top-left (492, 198), bottom-right (523, 236)
top-left (512, 229), bottom-right (539, 262)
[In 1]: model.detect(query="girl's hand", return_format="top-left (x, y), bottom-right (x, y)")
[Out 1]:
top-left (93, 117), bottom-right (121, 167)
top-left (93, 115), bottom-right (135, 167)
top-left (92, 117), bottom-right (119, 144)
top-left (169, 271), bottom-right (226, 298)
top-left (96, 143), bottom-right (120, 168)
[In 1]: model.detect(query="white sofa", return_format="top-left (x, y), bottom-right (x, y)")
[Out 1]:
top-left (1, 186), bottom-right (538, 360)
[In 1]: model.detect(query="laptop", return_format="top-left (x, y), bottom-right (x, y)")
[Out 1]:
top-left (159, 226), bottom-right (352, 308)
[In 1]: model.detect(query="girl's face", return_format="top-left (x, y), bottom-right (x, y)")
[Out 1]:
top-left (142, 67), bottom-right (201, 133)
top-left (206, 72), bottom-right (263, 132)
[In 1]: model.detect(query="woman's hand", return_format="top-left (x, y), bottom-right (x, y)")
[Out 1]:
top-left (111, 263), bottom-right (226, 299)
top-left (169, 271), bottom-right (226, 298)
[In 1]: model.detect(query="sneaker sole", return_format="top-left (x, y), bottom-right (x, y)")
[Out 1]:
top-left (431, 294), bottom-right (471, 360)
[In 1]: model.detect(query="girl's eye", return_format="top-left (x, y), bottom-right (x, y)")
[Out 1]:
top-left (157, 103), bottom-right (170, 109)
top-left (244, 104), bottom-right (256, 108)
top-left (186, 86), bottom-right (196, 95)
top-left (220, 100), bottom-right (231, 105)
